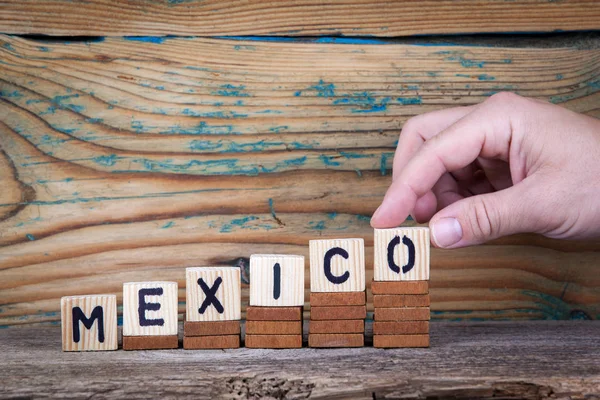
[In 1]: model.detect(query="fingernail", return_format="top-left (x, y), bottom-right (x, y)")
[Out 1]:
top-left (431, 218), bottom-right (463, 248)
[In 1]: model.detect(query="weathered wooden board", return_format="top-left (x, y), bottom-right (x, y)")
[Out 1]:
top-left (1, 322), bottom-right (599, 398)
top-left (1, 35), bottom-right (600, 327)
top-left (1, 0), bottom-right (599, 37)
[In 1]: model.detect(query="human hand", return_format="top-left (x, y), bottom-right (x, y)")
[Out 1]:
top-left (370, 92), bottom-right (600, 248)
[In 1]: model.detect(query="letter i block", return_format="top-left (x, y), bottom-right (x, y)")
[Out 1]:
top-left (61, 295), bottom-right (118, 351)
top-left (374, 227), bottom-right (430, 281)
top-left (184, 267), bottom-right (241, 349)
top-left (249, 254), bottom-right (304, 307)
top-left (122, 282), bottom-right (179, 350)
top-left (309, 238), bottom-right (365, 292)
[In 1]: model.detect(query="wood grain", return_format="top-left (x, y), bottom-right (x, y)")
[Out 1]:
top-left (310, 238), bottom-right (366, 292)
top-left (374, 227), bottom-right (430, 281)
top-left (245, 321), bottom-right (303, 335)
top-left (249, 254), bottom-right (304, 307)
top-left (371, 281), bottom-right (429, 295)
top-left (309, 292), bottom-right (366, 306)
top-left (183, 335), bottom-right (240, 349)
top-left (374, 307), bottom-right (431, 321)
top-left (60, 294), bottom-right (117, 351)
top-left (246, 306), bottom-right (303, 321)
top-left (1, 35), bottom-right (600, 327)
top-left (372, 321), bottom-right (429, 335)
top-left (186, 267), bottom-right (241, 322)
top-left (1, 0), bottom-right (599, 37)
top-left (122, 281), bottom-right (178, 336)
top-left (2, 322), bottom-right (600, 398)
top-left (373, 294), bottom-right (431, 308)
top-left (245, 334), bottom-right (303, 349)
top-left (183, 320), bottom-right (240, 336)
top-left (122, 335), bottom-right (179, 350)
top-left (310, 305), bottom-right (367, 321)
top-left (309, 320), bottom-right (365, 334)
top-left (308, 333), bottom-right (364, 348)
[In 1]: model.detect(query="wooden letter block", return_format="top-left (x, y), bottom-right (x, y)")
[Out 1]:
top-left (310, 292), bottom-right (366, 306)
top-left (373, 294), bottom-right (430, 308)
top-left (184, 321), bottom-right (241, 337)
top-left (245, 321), bottom-right (302, 335)
top-left (373, 334), bottom-right (430, 348)
top-left (122, 335), bottom-right (179, 350)
top-left (246, 306), bottom-right (302, 321)
top-left (310, 305), bottom-right (366, 321)
top-left (309, 238), bottom-right (365, 292)
top-left (374, 227), bottom-right (430, 281)
top-left (308, 334), bottom-right (364, 348)
top-left (249, 254), bottom-right (304, 307)
top-left (183, 335), bottom-right (240, 349)
top-left (371, 281), bottom-right (429, 295)
top-left (123, 281), bottom-right (178, 337)
top-left (373, 321), bottom-right (430, 335)
top-left (374, 307), bottom-right (430, 321)
top-left (245, 334), bottom-right (302, 349)
top-left (186, 267), bottom-right (241, 322)
top-left (61, 295), bottom-right (117, 352)
top-left (309, 320), bottom-right (364, 334)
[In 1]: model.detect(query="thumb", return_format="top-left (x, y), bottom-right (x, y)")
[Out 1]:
top-left (429, 183), bottom-right (538, 248)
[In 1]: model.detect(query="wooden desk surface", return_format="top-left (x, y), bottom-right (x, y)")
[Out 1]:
top-left (1, 321), bottom-right (599, 399)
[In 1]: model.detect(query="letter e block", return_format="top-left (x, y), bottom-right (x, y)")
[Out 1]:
top-left (309, 238), bottom-right (365, 292)
top-left (61, 295), bottom-right (117, 351)
top-left (186, 267), bottom-right (241, 321)
top-left (123, 282), bottom-right (178, 337)
top-left (374, 227), bottom-right (430, 281)
top-left (249, 254), bottom-right (304, 306)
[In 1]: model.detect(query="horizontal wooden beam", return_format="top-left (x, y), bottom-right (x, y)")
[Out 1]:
top-left (0, 35), bottom-right (599, 327)
top-left (0, 0), bottom-right (599, 37)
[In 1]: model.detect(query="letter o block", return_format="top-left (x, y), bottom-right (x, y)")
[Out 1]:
top-left (249, 254), bottom-right (305, 306)
top-left (123, 282), bottom-right (178, 336)
top-left (374, 227), bottom-right (430, 281)
top-left (309, 238), bottom-right (365, 292)
top-left (186, 267), bottom-right (241, 321)
top-left (61, 295), bottom-right (118, 351)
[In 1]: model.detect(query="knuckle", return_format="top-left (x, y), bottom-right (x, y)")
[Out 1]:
top-left (467, 197), bottom-right (497, 241)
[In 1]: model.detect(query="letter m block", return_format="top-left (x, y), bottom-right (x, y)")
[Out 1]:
top-left (61, 295), bottom-right (118, 351)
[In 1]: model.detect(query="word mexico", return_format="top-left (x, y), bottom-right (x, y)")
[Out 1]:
top-left (61, 227), bottom-right (431, 351)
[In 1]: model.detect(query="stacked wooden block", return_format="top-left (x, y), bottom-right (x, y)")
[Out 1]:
top-left (183, 267), bottom-right (242, 349)
top-left (372, 228), bottom-right (431, 348)
top-left (308, 239), bottom-right (366, 348)
top-left (245, 255), bottom-right (304, 349)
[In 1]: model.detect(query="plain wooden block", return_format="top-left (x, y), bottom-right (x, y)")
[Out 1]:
top-left (373, 294), bottom-right (430, 308)
top-left (122, 281), bottom-right (178, 337)
top-left (373, 321), bottom-right (430, 335)
top-left (122, 335), bottom-right (179, 350)
top-left (245, 321), bottom-right (303, 335)
top-left (246, 306), bottom-right (302, 321)
top-left (310, 305), bottom-right (366, 321)
top-left (61, 295), bottom-right (117, 352)
top-left (245, 334), bottom-right (303, 349)
top-left (183, 335), bottom-right (240, 349)
top-left (309, 291), bottom-right (366, 306)
top-left (371, 281), bottom-right (429, 295)
top-left (374, 227), bottom-right (430, 281)
top-left (249, 254), bottom-right (304, 307)
top-left (374, 307), bottom-right (430, 321)
top-left (308, 333), bottom-right (364, 348)
top-left (373, 334), bottom-right (430, 348)
top-left (309, 238), bottom-right (365, 292)
top-left (184, 320), bottom-right (241, 337)
top-left (309, 320), bottom-right (364, 334)
top-left (186, 267), bottom-right (241, 322)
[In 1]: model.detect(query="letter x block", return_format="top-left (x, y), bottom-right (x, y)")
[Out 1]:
top-left (374, 227), bottom-right (430, 281)
top-left (122, 282), bottom-right (179, 350)
top-left (309, 238), bottom-right (365, 292)
top-left (186, 267), bottom-right (241, 322)
top-left (249, 254), bottom-right (304, 307)
top-left (61, 295), bottom-right (118, 351)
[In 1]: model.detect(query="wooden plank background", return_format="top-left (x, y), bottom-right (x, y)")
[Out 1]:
top-left (1, 0), bottom-right (599, 36)
top-left (0, 31), bottom-right (599, 327)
